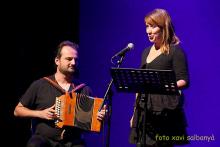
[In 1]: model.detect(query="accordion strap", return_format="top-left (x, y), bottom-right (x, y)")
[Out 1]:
top-left (43, 76), bottom-right (86, 93)
top-left (72, 83), bottom-right (86, 92)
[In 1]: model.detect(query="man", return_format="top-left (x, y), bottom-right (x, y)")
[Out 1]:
top-left (14, 40), bottom-right (106, 147)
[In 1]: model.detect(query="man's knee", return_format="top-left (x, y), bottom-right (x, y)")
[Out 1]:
top-left (26, 135), bottom-right (48, 147)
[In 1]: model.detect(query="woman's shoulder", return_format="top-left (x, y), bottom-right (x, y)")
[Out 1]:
top-left (143, 46), bottom-right (151, 52)
top-left (141, 46), bottom-right (151, 58)
top-left (170, 44), bottom-right (186, 55)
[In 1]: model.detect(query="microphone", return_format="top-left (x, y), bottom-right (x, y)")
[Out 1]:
top-left (112, 43), bottom-right (134, 58)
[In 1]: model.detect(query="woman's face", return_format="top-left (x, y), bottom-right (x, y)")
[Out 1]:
top-left (146, 23), bottom-right (162, 44)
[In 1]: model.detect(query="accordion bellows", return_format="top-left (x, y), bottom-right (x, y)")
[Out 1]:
top-left (55, 91), bottom-right (103, 132)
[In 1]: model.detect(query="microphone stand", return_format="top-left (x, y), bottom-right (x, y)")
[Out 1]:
top-left (103, 55), bottom-right (125, 147)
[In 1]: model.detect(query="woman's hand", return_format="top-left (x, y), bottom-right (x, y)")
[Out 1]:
top-left (130, 115), bottom-right (134, 128)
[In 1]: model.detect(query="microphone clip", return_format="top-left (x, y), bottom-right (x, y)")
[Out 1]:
top-left (111, 43), bottom-right (134, 65)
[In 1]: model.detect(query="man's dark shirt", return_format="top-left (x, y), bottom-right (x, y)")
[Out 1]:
top-left (20, 75), bottom-right (92, 141)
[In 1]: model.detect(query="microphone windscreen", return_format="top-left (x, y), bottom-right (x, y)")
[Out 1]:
top-left (127, 43), bottom-right (134, 49)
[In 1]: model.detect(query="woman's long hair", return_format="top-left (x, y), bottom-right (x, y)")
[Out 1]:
top-left (145, 9), bottom-right (180, 54)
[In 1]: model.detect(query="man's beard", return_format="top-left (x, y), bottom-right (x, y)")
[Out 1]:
top-left (60, 68), bottom-right (75, 76)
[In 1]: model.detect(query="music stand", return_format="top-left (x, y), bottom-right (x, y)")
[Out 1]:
top-left (111, 68), bottom-right (179, 95)
top-left (110, 68), bottom-right (179, 146)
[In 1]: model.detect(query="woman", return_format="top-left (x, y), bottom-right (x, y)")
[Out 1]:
top-left (129, 9), bottom-right (190, 147)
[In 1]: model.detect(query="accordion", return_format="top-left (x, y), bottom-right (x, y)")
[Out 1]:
top-left (55, 91), bottom-right (103, 132)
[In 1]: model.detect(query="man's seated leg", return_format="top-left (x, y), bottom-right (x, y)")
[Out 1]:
top-left (26, 134), bottom-right (50, 147)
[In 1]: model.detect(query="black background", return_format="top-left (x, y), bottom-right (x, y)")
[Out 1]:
top-left (0, 1), bottom-right (79, 146)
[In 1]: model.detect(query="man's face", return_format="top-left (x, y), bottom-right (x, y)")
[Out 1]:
top-left (55, 46), bottom-right (78, 75)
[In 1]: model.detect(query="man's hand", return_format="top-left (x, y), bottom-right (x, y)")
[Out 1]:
top-left (97, 105), bottom-right (107, 121)
top-left (39, 105), bottom-right (56, 120)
